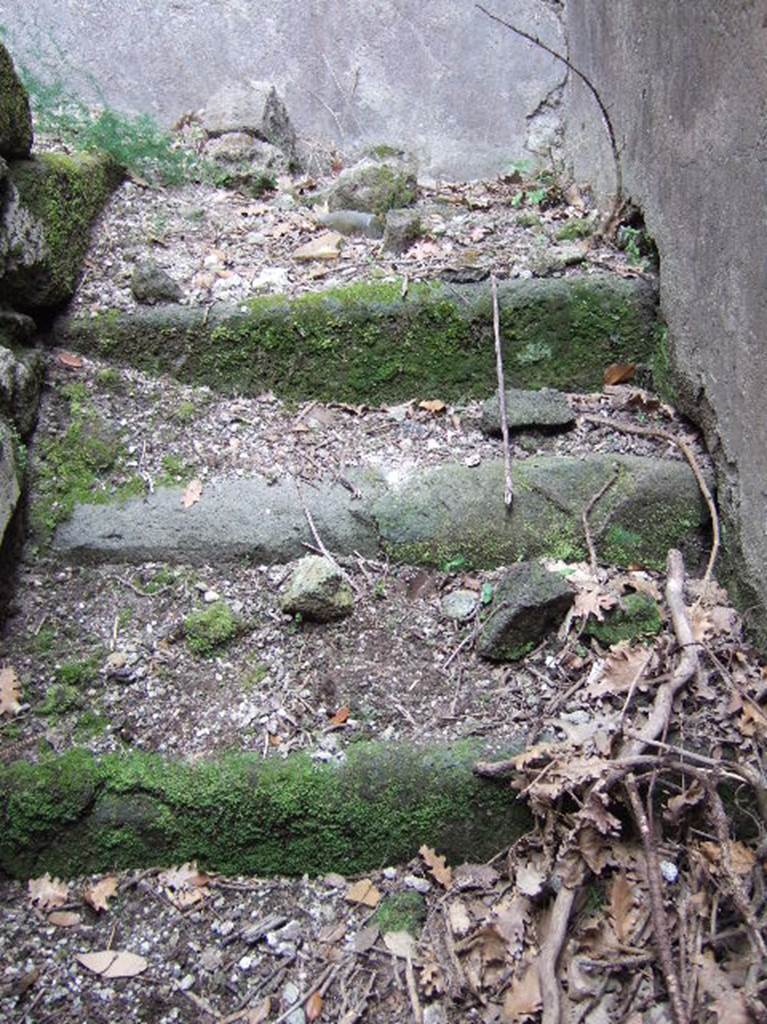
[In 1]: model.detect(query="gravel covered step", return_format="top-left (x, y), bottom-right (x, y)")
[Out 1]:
top-left (53, 454), bottom-right (710, 571)
top-left (0, 742), bottom-right (530, 880)
top-left (54, 274), bottom-right (658, 403)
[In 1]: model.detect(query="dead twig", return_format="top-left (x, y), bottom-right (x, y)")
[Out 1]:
top-left (404, 955), bottom-right (423, 1024)
top-left (270, 964), bottom-right (339, 1024)
top-left (625, 773), bottom-right (689, 1024)
top-left (582, 463), bottom-right (620, 573)
top-left (580, 414), bottom-right (720, 590)
top-left (491, 274), bottom-right (513, 510)
top-left (540, 883), bottom-right (578, 1024)
top-left (302, 501), bottom-right (362, 597)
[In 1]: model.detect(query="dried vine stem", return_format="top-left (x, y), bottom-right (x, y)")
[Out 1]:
top-left (582, 463), bottom-right (620, 573)
top-left (540, 884), bottom-right (578, 1024)
top-left (580, 414), bottom-right (720, 589)
top-left (491, 274), bottom-right (513, 510)
top-left (625, 774), bottom-right (689, 1024)
top-left (475, 4), bottom-right (624, 234)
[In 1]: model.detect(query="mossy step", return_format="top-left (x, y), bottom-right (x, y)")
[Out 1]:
top-left (54, 274), bottom-right (658, 403)
top-left (53, 454), bottom-right (711, 573)
top-left (0, 741), bottom-right (530, 880)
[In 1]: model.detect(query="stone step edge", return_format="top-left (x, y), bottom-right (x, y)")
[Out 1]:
top-left (0, 740), bottom-right (531, 881)
top-left (54, 274), bottom-right (659, 403)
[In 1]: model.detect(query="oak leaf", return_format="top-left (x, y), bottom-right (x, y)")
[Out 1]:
top-left (501, 964), bottom-right (541, 1021)
top-left (76, 950), bottom-right (148, 978)
top-left (29, 873), bottom-right (69, 910)
top-left (181, 478), bottom-right (203, 509)
top-left (419, 845), bottom-right (453, 888)
top-left (84, 876), bottom-right (118, 913)
top-left (345, 879), bottom-right (381, 907)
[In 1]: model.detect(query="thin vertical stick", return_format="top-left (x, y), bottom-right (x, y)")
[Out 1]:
top-left (491, 274), bottom-right (513, 510)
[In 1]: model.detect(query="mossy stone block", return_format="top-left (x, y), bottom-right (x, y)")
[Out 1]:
top-left (0, 41), bottom-right (32, 159)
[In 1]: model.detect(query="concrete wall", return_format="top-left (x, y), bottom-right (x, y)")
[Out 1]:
top-left (565, 1), bottom-right (767, 637)
top-left (1, 0), bottom-right (564, 179)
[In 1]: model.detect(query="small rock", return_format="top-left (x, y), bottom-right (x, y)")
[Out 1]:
top-left (424, 1004), bottom-right (448, 1024)
top-left (237, 955), bottom-right (253, 971)
top-left (477, 561), bottom-right (575, 662)
top-left (382, 208), bottom-right (421, 254)
top-left (404, 874), bottom-right (431, 894)
top-left (293, 231), bottom-right (343, 261)
top-left (316, 209), bottom-right (383, 238)
top-left (131, 261), bottom-right (184, 305)
top-left (216, 920), bottom-right (235, 937)
top-left (203, 590), bottom-right (221, 604)
top-left (386, 402), bottom-right (411, 423)
top-left (281, 981), bottom-right (305, 1024)
top-left (383, 867), bottom-right (398, 880)
top-left (201, 80), bottom-right (297, 162)
top-left (179, 973), bottom-right (195, 991)
top-left (479, 387), bottom-right (575, 436)
top-left (280, 555), bottom-right (353, 622)
top-left (326, 149), bottom-right (417, 215)
top-left (441, 589), bottom-right (479, 621)
top-left (252, 267), bottom-right (289, 293)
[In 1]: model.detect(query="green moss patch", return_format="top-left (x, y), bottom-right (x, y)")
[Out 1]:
top-left (374, 892), bottom-right (427, 935)
top-left (0, 742), bottom-right (531, 879)
top-left (584, 592), bottom-right (663, 645)
top-left (56, 275), bottom-right (658, 404)
top-left (184, 601), bottom-right (239, 656)
top-left (2, 151), bottom-right (123, 309)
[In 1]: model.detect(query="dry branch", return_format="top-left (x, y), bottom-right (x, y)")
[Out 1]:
top-left (491, 274), bottom-right (513, 510)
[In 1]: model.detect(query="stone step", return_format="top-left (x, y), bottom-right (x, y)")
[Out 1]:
top-left (0, 741), bottom-right (529, 879)
top-left (53, 453), bottom-right (710, 571)
top-left (54, 274), bottom-right (658, 404)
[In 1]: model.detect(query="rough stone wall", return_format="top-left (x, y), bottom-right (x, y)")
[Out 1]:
top-left (1, 0), bottom-right (564, 179)
top-left (564, 2), bottom-right (767, 638)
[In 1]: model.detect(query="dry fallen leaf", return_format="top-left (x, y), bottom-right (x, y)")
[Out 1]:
top-left (383, 930), bottom-right (417, 960)
top-left (345, 879), bottom-right (381, 908)
top-left (0, 665), bottom-right (22, 715)
top-left (159, 862), bottom-right (209, 890)
top-left (418, 399), bottom-right (446, 414)
top-left (419, 845), bottom-right (453, 888)
top-left (448, 899), bottom-right (472, 937)
top-left (84, 876), bottom-right (118, 913)
top-left (516, 862), bottom-right (546, 897)
top-left (306, 991), bottom-right (324, 1021)
top-left (603, 362), bottom-right (636, 385)
top-left (76, 950), bottom-right (148, 978)
top-left (29, 874), bottom-right (69, 910)
top-left (573, 586), bottom-right (618, 622)
top-left (700, 840), bottom-right (756, 877)
top-left (48, 911), bottom-right (82, 927)
top-left (609, 873), bottom-right (638, 943)
top-left (352, 924), bottom-right (379, 953)
top-left (328, 705), bottom-right (350, 727)
top-left (588, 643), bottom-right (653, 698)
top-left (56, 350), bottom-right (84, 369)
top-left (181, 478), bottom-right (203, 509)
top-left (502, 963), bottom-right (541, 1021)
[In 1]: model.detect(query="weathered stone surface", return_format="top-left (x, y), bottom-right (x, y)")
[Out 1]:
top-left (326, 152), bottom-right (417, 215)
top-left (53, 471), bottom-right (383, 564)
top-left (201, 80), bottom-right (296, 161)
top-left (0, 419), bottom-right (20, 548)
top-left (479, 388), bottom-right (575, 436)
top-left (477, 562), bottom-right (574, 661)
top-left (202, 134), bottom-right (287, 190)
top-left (0, 344), bottom-right (44, 436)
top-left (0, 741), bottom-right (531, 879)
top-left (130, 260), bottom-right (184, 305)
top-left (0, 152), bottom-right (123, 310)
top-left (316, 209), bottom-right (383, 239)
top-left (280, 555), bottom-right (353, 622)
top-left (293, 230), bottom-right (342, 261)
top-left (382, 208), bottom-right (421, 254)
top-left (373, 454), bottom-right (711, 572)
top-left (0, 41), bottom-right (32, 159)
top-left (55, 274), bottom-right (658, 403)
top-left (52, 454), bottom-right (710, 572)
top-left (1, 1), bottom-right (565, 179)
top-left (0, 309), bottom-right (36, 346)
top-left (441, 589), bottom-right (479, 622)
top-left (565, 3), bottom-right (767, 644)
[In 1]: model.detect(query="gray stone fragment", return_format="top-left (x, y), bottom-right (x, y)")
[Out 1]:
top-left (316, 209), bottom-right (383, 238)
top-left (479, 387), bottom-right (575, 436)
top-left (383, 208), bottom-right (421, 253)
top-left (131, 261), bottom-right (184, 305)
top-left (0, 41), bottom-right (32, 159)
top-left (201, 81), bottom-right (297, 162)
top-left (326, 152), bottom-right (417, 215)
top-left (280, 555), bottom-right (353, 622)
top-left (477, 562), bottom-right (574, 661)
top-left (441, 589), bottom-right (479, 621)
top-left (0, 418), bottom-right (19, 547)
top-left (0, 309), bottom-right (35, 346)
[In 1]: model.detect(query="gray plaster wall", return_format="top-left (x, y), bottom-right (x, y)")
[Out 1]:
top-left (0, 0), bottom-right (565, 179)
top-left (565, 2), bottom-right (767, 637)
